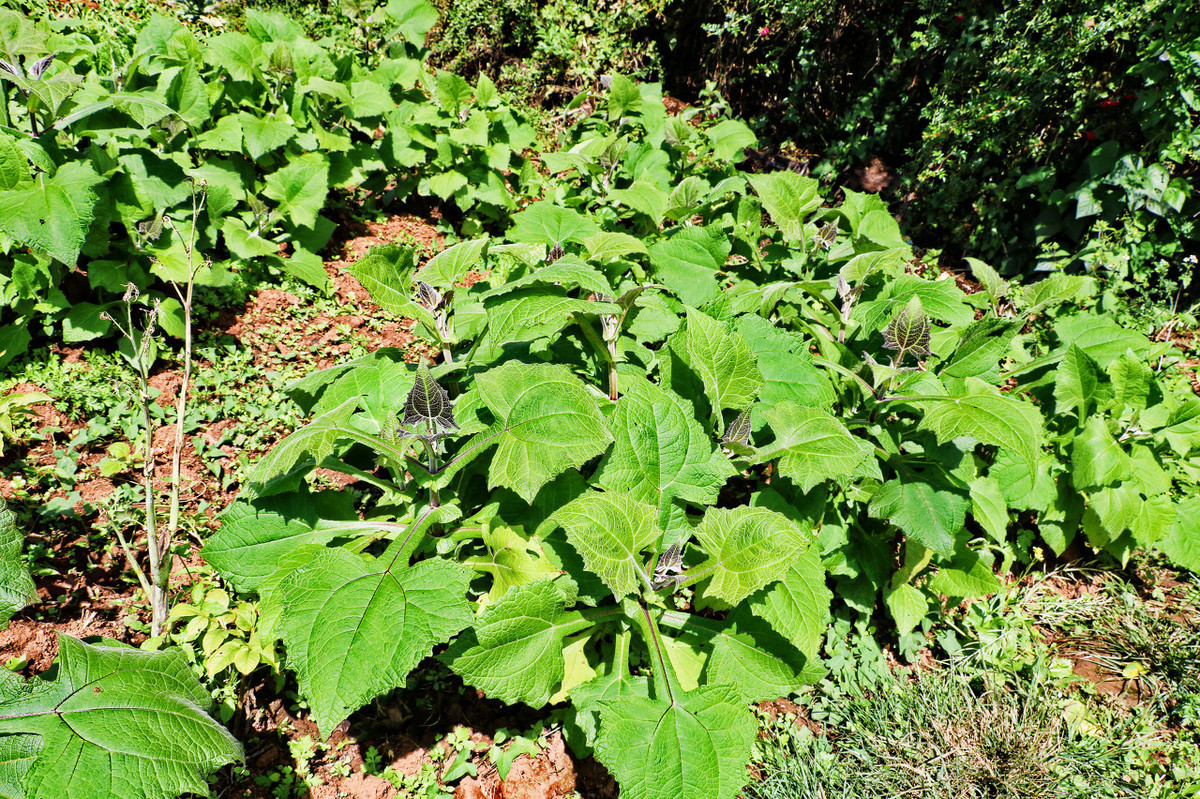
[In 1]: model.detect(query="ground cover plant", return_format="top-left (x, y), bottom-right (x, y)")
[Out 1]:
top-left (0, 1), bottom-right (1197, 798)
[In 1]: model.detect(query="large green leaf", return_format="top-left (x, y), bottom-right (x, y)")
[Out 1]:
top-left (442, 581), bottom-right (589, 707)
top-left (746, 172), bottom-right (821, 242)
top-left (694, 608), bottom-right (816, 703)
top-left (1053, 344), bottom-right (1109, 419)
top-left (263, 152), bottom-right (329, 229)
top-left (483, 288), bottom-right (620, 345)
top-left (345, 243), bottom-right (420, 315)
top-left (647, 225), bottom-right (729, 307)
top-left (693, 507), bottom-right (807, 605)
top-left (469, 362), bottom-right (613, 502)
top-left (550, 492), bottom-right (657, 599)
top-left (854, 274), bottom-right (974, 330)
top-left (0, 504), bottom-right (34, 625)
top-left (594, 378), bottom-right (736, 537)
top-left (1070, 416), bottom-right (1133, 491)
top-left (279, 539), bottom-right (473, 735)
top-left (203, 490), bottom-right (360, 593)
top-left (745, 546), bottom-right (831, 660)
top-left (673, 308), bottom-right (762, 421)
top-left (416, 238), bottom-right (488, 290)
top-left (0, 162), bottom-right (102, 265)
top-left (735, 314), bottom-right (835, 409)
top-left (595, 685), bottom-right (755, 799)
top-left (917, 380), bottom-right (1044, 474)
top-left (868, 477), bottom-right (967, 557)
top-left (0, 636), bottom-right (241, 799)
top-left (761, 402), bottom-right (865, 492)
top-left (1160, 498), bottom-right (1200, 574)
top-left (507, 201), bottom-right (599, 248)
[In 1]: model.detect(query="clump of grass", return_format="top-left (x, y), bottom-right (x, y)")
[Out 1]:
top-left (748, 669), bottom-right (1155, 799)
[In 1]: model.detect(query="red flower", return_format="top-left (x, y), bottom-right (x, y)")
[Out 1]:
top-left (1084, 131), bottom-right (1097, 141)
top-left (954, 14), bottom-right (965, 20)
top-left (759, 26), bottom-right (770, 36)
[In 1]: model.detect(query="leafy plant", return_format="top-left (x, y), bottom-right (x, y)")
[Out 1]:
top-left (0, 636), bottom-right (242, 799)
top-left (194, 75), bottom-right (1200, 799)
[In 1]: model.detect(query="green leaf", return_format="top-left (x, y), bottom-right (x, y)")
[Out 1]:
top-left (0, 504), bottom-right (34, 625)
top-left (927, 554), bottom-right (1001, 599)
top-left (868, 478), bottom-right (968, 557)
top-left (761, 402), bottom-right (865, 493)
top-left (968, 477), bottom-right (1009, 544)
top-left (583, 231), bottom-right (647, 262)
top-left (550, 492), bottom-right (657, 599)
top-left (508, 201), bottom-right (600, 248)
top-left (917, 380), bottom-right (1044, 474)
top-left (442, 581), bottom-right (588, 707)
top-left (384, 0), bottom-right (439, 47)
top-left (279, 545), bottom-right (473, 735)
top-left (263, 152), bottom-right (329, 229)
top-left (884, 583), bottom-right (927, 637)
top-left (0, 162), bottom-right (102, 265)
top-left (701, 608), bottom-right (815, 702)
top-left (735, 315), bottom-right (835, 409)
top-left (595, 685), bottom-right (755, 799)
top-left (647, 225), bottom-right (730, 307)
top-left (673, 308), bottom-right (762, 420)
top-left (203, 490), bottom-right (359, 593)
top-left (483, 288), bottom-right (621, 345)
top-left (0, 636), bottom-right (242, 799)
top-left (1055, 315), bottom-right (1156, 369)
top-left (746, 546), bottom-right (831, 660)
top-left (694, 507), bottom-right (807, 605)
top-left (965, 257), bottom-right (1008, 303)
top-left (1070, 417), bottom-right (1133, 491)
top-left (1054, 344), bottom-right (1108, 419)
top-left (594, 378), bottom-right (736, 537)
top-left (1108, 353), bottom-right (1153, 411)
top-left (0, 134), bottom-right (29, 190)
top-left (239, 112), bottom-right (295, 161)
top-left (940, 317), bottom-right (1018, 379)
top-left (206, 31), bottom-right (262, 81)
top-left (1159, 498), bottom-right (1200, 574)
top-left (609, 181), bottom-right (669, 226)
top-left (465, 523), bottom-right (559, 607)
top-left (704, 119), bottom-right (756, 162)
top-left (854, 275), bottom-right (974, 330)
top-left (345, 243), bottom-right (419, 314)
top-left (746, 172), bottom-right (822, 242)
top-left (471, 362), bottom-right (613, 502)
top-left (62, 301), bottom-right (112, 344)
top-left (417, 238), bottom-right (488, 290)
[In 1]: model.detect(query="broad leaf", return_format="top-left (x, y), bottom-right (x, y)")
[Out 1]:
top-left (747, 172), bottom-right (821, 242)
top-left (507, 201), bottom-right (599, 248)
top-left (442, 581), bottom-right (588, 707)
top-left (468, 362), bottom-right (613, 502)
top-left (279, 541), bottom-right (473, 735)
top-left (595, 685), bottom-right (755, 799)
top-left (0, 505), bottom-right (34, 625)
top-left (263, 152), bottom-right (329, 229)
top-left (693, 507), bottom-right (807, 605)
top-left (594, 378), bottom-right (736, 537)
top-left (0, 162), bottom-right (102, 265)
top-left (647, 225), bottom-right (729, 307)
top-left (673, 308), bottom-right (762, 421)
top-left (746, 546), bottom-right (831, 660)
top-left (761, 402), bottom-right (865, 492)
top-left (868, 477), bottom-right (968, 557)
top-left (0, 636), bottom-right (241, 799)
top-left (735, 314), bottom-right (835, 410)
top-left (917, 380), bottom-right (1044, 474)
top-left (550, 492), bottom-right (657, 599)
top-left (417, 238), bottom-right (488, 290)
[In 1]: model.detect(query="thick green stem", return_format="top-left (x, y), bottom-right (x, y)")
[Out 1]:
top-left (625, 598), bottom-right (680, 703)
